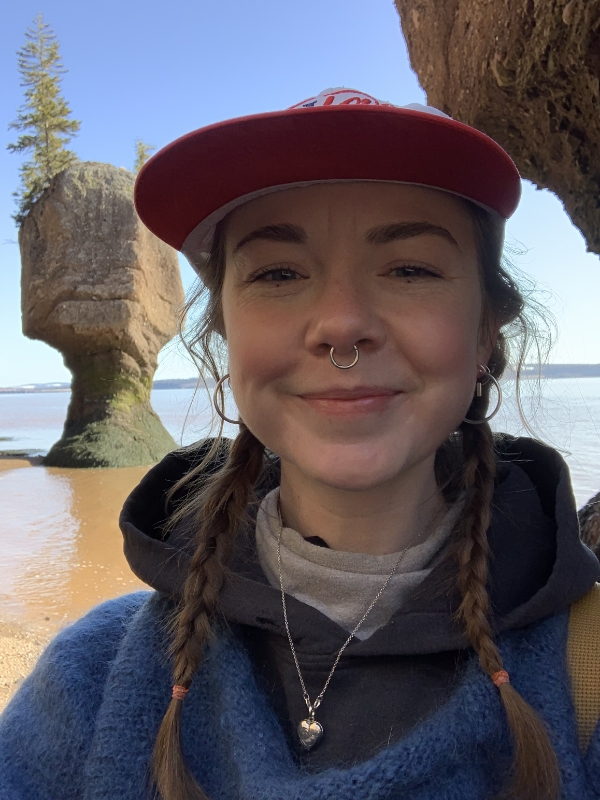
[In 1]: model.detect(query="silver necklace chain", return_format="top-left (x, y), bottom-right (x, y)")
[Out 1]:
top-left (276, 496), bottom-right (427, 749)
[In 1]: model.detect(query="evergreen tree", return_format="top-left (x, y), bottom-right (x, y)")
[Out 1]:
top-left (134, 139), bottom-right (156, 173)
top-left (7, 13), bottom-right (81, 225)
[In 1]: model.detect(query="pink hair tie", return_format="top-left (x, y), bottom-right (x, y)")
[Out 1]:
top-left (491, 670), bottom-right (510, 687)
top-left (172, 684), bottom-right (189, 700)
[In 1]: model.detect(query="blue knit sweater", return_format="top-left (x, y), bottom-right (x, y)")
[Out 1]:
top-left (1, 589), bottom-right (600, 800)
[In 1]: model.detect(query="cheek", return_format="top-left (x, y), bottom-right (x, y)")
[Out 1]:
top-left (221, 276), bottom-right (300, 440)
top-left (397, 297), bottom-right (481, 407)
top-left (224, 305), bottom-right (296, 410)
top-left (410, 306), bottom-right (478, 370)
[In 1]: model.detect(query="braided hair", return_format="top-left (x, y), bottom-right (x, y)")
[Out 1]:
top-left (147, 202), bottom-right (560, 800)
top-left (149, 423), bottom-right (266, 800)
top-left (452, 405), bottom-right (560, 800)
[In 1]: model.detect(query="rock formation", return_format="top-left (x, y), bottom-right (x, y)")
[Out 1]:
top-left (579, 493), bottom-right (600, 558)
top-left (19, 162), bottom-right (185, 467)
top-left (394, 0), bottom-right (600, 255)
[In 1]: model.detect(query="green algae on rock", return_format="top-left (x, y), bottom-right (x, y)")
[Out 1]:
top-left (43, 407), bottom-right (178, 468)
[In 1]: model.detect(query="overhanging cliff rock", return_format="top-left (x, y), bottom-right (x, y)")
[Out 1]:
top-left (19, 161), bottom-right (185, 467)
top-left (394, 0), bottom-right (600, 255)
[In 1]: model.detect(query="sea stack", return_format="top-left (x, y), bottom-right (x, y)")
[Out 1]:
top-left (394, 0), bottom-right (600, 256)
top-left (19, 161), bottom-right (185, 467)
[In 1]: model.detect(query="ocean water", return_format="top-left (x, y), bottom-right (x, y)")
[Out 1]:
top-left (1, 378), bottom-right (599, 508)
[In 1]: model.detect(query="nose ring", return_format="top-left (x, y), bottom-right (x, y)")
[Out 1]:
top-left (330, 345), bottom-right (359, 369)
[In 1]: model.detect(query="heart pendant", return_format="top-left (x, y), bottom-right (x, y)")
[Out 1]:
top-left (297, 717), bottom-right (324, 750)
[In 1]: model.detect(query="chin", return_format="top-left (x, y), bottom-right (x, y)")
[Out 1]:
top-left (291, 439), bottom-right (418, 492)
top-left (311, 470), bottom-right (392, 493)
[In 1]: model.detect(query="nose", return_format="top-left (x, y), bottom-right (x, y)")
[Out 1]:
top-left (304, 272), bottom-right (386, 362)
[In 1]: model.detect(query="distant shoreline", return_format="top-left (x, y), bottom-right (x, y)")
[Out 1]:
top-left (0, 378), bottom-right (216, 394)
top-left (1, 367), bottom-right (600, 394)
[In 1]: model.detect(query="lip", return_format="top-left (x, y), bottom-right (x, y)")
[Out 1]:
top-left (298, 386), bottom-right (402, 416)
top-left (299, 386), bottom-right (401, 400)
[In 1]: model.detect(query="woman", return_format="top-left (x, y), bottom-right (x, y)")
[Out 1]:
top-left (1, 87), bottom-right (599, 800)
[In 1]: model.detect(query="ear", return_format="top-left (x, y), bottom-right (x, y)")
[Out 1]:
top-left (477, 316), bottom-right (501, 367)
top-left (215, 308), bottom-right (227, 341)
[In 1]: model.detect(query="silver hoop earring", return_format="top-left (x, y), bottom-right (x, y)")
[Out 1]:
top-left (213, 374), bottom-right (241, 425)
top-left (330, 345), bottom-right (359, 369)
top-left (463, 364), bottom-right (503, 425)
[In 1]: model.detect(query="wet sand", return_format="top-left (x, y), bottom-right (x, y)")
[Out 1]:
top-left (0, 456), bottom-right (153, 712)
top-left (0, 456), bottom-right (43, 471)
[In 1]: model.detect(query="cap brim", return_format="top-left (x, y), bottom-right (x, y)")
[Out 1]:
top-left (134, 105), bottom-right (521, 255)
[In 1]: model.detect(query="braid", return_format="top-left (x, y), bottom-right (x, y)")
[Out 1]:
top-left (454, 383), bottom-right (561, 800)
top-left (455, 418), bottom-right (499, 672)
top-left (149, 423), bottom-right (265, 800)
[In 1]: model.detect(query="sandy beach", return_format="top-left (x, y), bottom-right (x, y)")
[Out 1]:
top-left (0, 456), bottom-right (153, 713)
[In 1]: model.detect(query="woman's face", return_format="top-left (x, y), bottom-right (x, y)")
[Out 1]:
top-left (221, 182), bottom-right (495, 492)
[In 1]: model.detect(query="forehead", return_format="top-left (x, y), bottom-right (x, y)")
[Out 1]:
top-left (223, 182), bottom-right (477, 246)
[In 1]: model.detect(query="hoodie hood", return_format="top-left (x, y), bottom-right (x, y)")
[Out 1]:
top-left (120, 435), bottom-right (600, 657)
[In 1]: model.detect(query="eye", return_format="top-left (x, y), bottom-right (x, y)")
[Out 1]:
top-left (251, 266), bottom-right (301, 282)
top-left (389, 265), bottom-right (439, 280)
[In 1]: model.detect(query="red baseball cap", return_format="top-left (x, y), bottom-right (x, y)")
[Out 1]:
top-left (134, 87), bottom-right (521, 268)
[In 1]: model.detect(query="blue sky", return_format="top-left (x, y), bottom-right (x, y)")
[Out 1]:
top-left (2, 0), bottom-right (599, 386)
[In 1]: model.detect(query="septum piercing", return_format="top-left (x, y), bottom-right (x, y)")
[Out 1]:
top-left (330, 345), bottom-right (359, 369)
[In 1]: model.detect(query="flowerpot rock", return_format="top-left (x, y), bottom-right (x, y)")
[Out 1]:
top-left (19, 161), bottom-right (185, 467)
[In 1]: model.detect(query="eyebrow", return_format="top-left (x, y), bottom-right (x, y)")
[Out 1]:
top-left (365, 222), bottom-right (459, 248)
top-left (232, 220), bottom-right (459, 254)
top-left (233, 223), bottom-right (307, 254)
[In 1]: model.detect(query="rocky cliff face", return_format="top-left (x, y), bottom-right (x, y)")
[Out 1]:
top-left (20, 162), bottom-right (185, 467)
top-left (394, 0), bottom-right (600, 255)
top-left (579, 493), bottom-right (600, 558)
